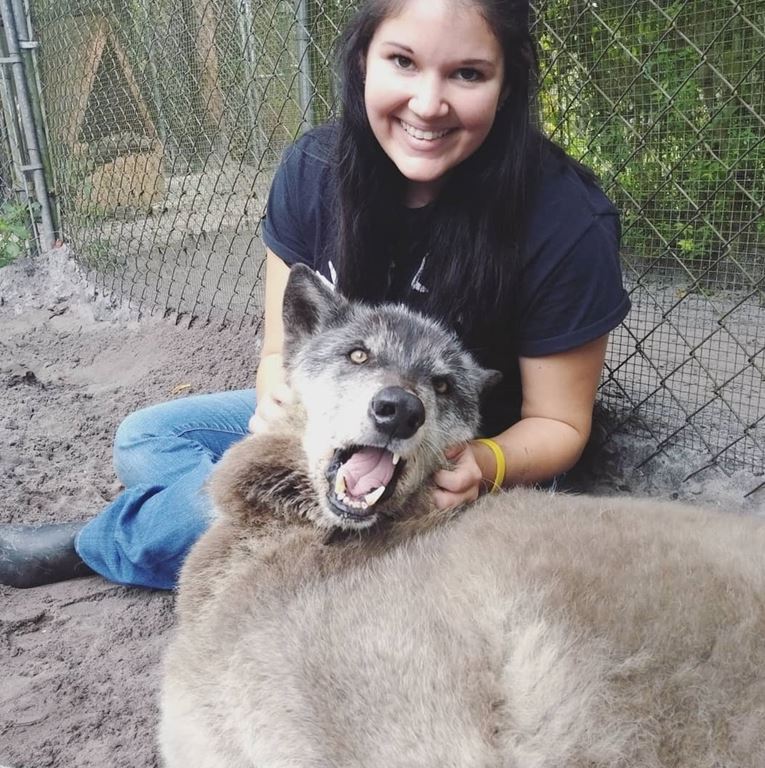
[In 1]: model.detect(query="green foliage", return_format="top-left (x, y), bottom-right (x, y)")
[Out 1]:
top-left (0, 200), bottom-right (34, 267)
top-left (536, 0), bottom-right (764, 273)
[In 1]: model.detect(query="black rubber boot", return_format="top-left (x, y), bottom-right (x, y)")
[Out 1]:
top-left (0, 522), bottom-right (95, 589)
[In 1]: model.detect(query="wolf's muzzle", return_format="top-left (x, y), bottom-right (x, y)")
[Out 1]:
top-left (369, 387), bottom-right (425, 440)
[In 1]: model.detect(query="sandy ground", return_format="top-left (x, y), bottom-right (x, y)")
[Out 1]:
top-left (1, 249), bottom-right (762, 768)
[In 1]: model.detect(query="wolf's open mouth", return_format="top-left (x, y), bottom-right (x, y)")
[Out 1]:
top-left (325, 445), bottom-right (406, 520)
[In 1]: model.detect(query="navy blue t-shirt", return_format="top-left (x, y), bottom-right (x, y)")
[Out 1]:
top-left (262, 124), bottom-right (630, 435)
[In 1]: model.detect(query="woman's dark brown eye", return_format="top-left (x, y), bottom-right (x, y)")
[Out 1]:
top-left (433, 376), bottom-right (450, 394)
top-left (349, 348), bottom-right (369, 364)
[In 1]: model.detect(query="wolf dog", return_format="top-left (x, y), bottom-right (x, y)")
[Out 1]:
top-left (159, 265), bottom-right (765, 768)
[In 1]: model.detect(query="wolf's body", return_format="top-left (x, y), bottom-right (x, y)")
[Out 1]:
top-left (160, 266), bottom-right (765, 768)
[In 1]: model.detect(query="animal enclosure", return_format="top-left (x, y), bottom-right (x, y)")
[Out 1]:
top-left (0, 0), bottom-right (763, 497)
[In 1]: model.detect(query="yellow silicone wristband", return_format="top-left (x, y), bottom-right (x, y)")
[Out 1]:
top-left (475, 438), bottom-right (506, 492)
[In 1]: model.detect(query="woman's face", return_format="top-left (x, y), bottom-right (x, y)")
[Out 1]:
top-left (364, 0), bottom-right (505, 207)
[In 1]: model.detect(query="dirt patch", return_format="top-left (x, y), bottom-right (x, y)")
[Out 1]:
top-left (0, 249), bottom-right (256, 767)
top-left (0, 249), bottom-right (761, 767)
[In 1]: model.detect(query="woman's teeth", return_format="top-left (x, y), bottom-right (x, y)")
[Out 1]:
top-left (400, 121), bottom-right (451, 141)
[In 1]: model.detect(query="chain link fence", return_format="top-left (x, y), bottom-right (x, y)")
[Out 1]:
top-left (535, 0), bottom-right (764, 494)
top-left (3, 0), bottom-right (764, 495)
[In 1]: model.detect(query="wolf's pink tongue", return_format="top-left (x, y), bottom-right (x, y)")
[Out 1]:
top-left (342, 447), bottom-right (395, 498)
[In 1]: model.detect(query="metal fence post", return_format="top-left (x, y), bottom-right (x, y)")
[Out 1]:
top-left (238, 0), bottom-right (266, 158)
top-left (13, 0), bottom-right (54, 204)
top-left (0, 0), bottom-right (54, 250)
top-left (0, 31), bottom-right (27, 201)
top-left (295, 0), bottom-right (313, 129)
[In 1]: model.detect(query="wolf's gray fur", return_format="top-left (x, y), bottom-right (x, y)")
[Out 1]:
top-left (159, 265), bottom-right (765, 768)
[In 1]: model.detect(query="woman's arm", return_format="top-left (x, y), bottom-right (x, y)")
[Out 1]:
top-left (250, 250), bottom-right (292, 435)
top-left (432, 334), bottom-right (609, 508)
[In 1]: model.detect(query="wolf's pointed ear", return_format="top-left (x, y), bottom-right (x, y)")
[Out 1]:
top-left (282, 264), bottom-right (347, 350)
top-left (478, 368), bottom-right (503, 393)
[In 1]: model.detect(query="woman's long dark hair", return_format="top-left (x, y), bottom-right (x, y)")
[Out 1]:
top-left (333, 0), bottom-right (544, 353)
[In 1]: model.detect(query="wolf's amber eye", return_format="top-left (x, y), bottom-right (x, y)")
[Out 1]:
top-left (432, 376), bottom-right (450, 395)
top-left (349, 348), bottom-right (369, 364)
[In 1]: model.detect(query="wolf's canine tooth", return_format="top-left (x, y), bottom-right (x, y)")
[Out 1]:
top-left (364, 485), bottom-right (386, 506)
top-left (335, 471), bottom-right (347, 497)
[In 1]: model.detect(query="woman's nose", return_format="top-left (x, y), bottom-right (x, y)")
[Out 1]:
top-left (408, 76), bottom-right (449, 120)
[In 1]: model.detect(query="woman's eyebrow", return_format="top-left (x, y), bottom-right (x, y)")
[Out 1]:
top-left (458, 58), bottom-right (495, 67)
top-left (378, 42), bottom-right (496, 68)
top-left (379, 41), bottom-right (414, 52)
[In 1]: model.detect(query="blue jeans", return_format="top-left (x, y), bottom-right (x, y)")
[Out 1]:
top-left (75, 390), bottom-right (256, 590)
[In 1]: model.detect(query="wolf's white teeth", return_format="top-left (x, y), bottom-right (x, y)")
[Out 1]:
top-left (336, 486), bottom-right (370, 511)
top-left (341, 494), bottom-right (368, 510)
top-left (400, 121), bottom-right (451, 141)
top-left (392, 453), bottom-right (401, 466)
top-left (364, 485), bottom-right (386, 506)
top-left (335, 472), bottom-right (346, 498)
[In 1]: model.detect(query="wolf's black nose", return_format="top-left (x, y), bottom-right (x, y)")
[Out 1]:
top-left (369, 387), bottom-right (425, 440)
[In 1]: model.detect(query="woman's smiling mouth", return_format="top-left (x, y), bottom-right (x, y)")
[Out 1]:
top-left (399, 119), bottom-right (454, 141)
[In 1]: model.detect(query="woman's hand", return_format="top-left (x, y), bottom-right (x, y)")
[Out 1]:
top-left (432, 443), bottom-right (485, 511)
top-left (248, 382), bottom-right (293, 436)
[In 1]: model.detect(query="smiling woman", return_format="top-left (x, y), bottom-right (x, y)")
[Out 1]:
top-left (363, 0), bottom-right (506, 207)
top-left (0, 0), bottom-right (630, 591)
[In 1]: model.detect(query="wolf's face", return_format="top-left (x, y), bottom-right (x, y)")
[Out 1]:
top-left (282, 266), bottom-right (500, 530)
